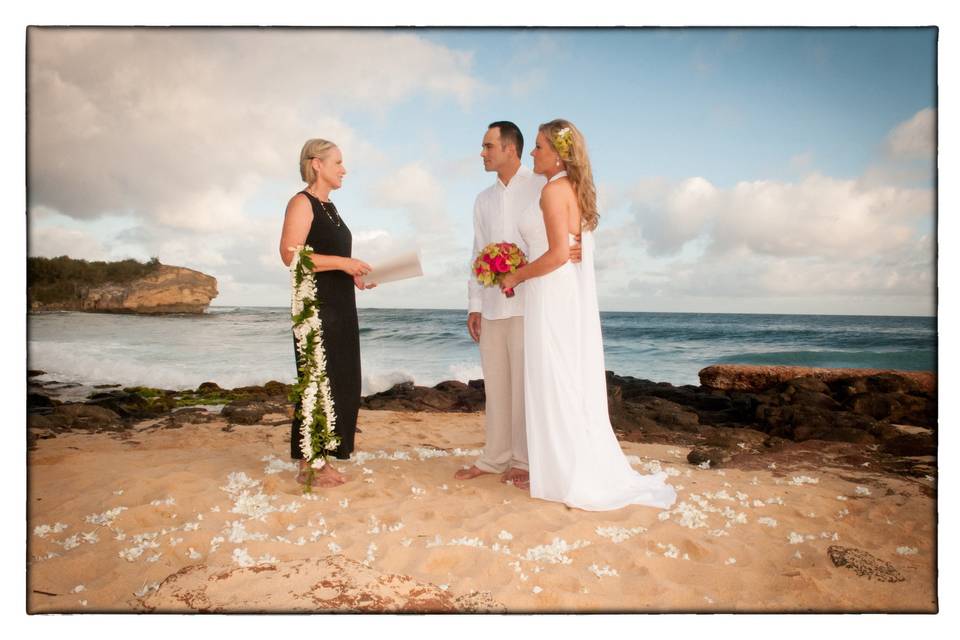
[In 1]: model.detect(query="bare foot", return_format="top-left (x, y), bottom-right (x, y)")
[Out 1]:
top-left (297, 461), bottom-right (346, 488)
top-left (500, 468), bottom-right (529, 485)
top-left (454, 465), bottom-right (493, 480)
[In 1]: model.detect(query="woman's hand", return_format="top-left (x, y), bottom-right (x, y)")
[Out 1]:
top-left (339, 257), bottom-right (372, 277)
top-left (353, 275), bottom-right (377, 290)
top-left (500, 271), bottom-right (521, 293)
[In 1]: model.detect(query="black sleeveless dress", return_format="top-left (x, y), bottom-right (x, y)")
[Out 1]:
top-left (290, 191), bottom-right (361, 461)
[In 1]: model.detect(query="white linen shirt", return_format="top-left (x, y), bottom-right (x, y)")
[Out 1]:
top-left (467, 165), bottom-right (546, 320)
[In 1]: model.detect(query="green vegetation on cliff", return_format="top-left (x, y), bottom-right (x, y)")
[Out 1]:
top-left (28, 255), bottom-right (162, 306)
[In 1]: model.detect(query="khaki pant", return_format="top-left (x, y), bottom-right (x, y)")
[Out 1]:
top-left (475, 316), bottom-right (527, 472)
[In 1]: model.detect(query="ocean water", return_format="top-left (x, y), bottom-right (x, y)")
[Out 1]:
top-left (27, 307), bottom-right (936, 398)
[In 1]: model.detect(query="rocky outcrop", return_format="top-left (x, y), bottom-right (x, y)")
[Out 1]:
top-left (827, 546), bottom-right (906, 582)
top-left (361, 380), bottom-right (486, 413)
top-left (78, 265), bottom-right (218, 314)
top-left (700, 364), bottom-right (936, 394)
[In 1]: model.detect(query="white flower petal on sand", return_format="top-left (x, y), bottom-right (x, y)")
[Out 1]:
top-left (339, 499), bottom-right (349, 509)
top-left (261, 454), bottom-right (298, 475)
top-left (657, 543), bottom-right (680, 559)
top-left (113, 489), bottom-right (124, 495)
top-left (224, 521), bottom-right (269, 543)
top-left (794, 550), bottom-right (803, 559)
top-left (362, 542), bottom-right (378, 566)
top-left (232, 548), bottom-right (255, 567)
top-left (60, 535), bottom-right (80, 550)
top-left (788, 476), bottom-right (819, 486)
top-left (595, 526), bottom-right (647, 543)
top-left (85, 507), bottom-right (128, 527)
top-left (188, 547), bottom-right (202, 560)
top-left (724, 557), bottom-right (737, 565)
top-left (498, 530), bottom-right (514, 541)
top-left (133, 582), bottom-right (160, 598)
top-left (33, 522), bottom-right (69, 538)
top-left (411, 486), bottom-right (426, 496)
top-left (448, 537), bottom-right (485, 548)
top-left (221, 472), bottom-right (261, 495)
top-left (328, 542), bottom-right (342, 553)
top-left (587, 563), bottom-right (619, 578)
top-left (532, 586), bottom-right (542, 594)
top-left (413, 447), bottom-right (450, 460)
top-left (523, 538), bottom-right (591, 565)
top-left (896, 546), bottom-right (919, 556)
top-left (150, 497), bottom-right (176, 507)
top-left (788, 532), bottom-right (806, 544)
top-left (209, 536), bottom-right (225, 552)
top-left (230, 492), bottom-right (278, 521)
top-left (855, 486), bottom-right (872, 496)
top-left (758, 517), bottom-right (778, 528)
top-left (73, 585), bottom-right (85, 593)
top-left (81, 531), bottom-right (100, 544)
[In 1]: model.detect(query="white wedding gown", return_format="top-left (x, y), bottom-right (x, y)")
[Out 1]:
top-left (518, 177), bottom-right (677, 511)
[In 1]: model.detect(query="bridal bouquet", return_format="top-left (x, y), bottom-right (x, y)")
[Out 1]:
top-left (474, 242), bottom-right (527, 297)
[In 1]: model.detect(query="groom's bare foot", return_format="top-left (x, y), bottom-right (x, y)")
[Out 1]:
top-left (500, 468), bottom-right (529, 485)
top-left (454, 465), bottom-right (493, 480)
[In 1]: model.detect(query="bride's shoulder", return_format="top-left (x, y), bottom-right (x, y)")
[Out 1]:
top-left (541, 177), bottom-right (575, 198)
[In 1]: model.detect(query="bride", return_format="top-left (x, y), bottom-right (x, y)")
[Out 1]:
top-left (498, 119), bottom-right (677, 512)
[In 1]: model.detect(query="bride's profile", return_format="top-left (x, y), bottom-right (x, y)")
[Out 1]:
top-left (498, 119), bottom-right (677, 511)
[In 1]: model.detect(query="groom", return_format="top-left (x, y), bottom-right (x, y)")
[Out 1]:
top-left (458, 121), bottom-right (579, 487)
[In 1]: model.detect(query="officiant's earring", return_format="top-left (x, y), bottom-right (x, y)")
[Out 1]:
top-left (555, 159), bottom-right (560, 167)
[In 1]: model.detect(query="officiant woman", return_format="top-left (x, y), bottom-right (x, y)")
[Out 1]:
top-left (279, 138), bottom-right (376, 488)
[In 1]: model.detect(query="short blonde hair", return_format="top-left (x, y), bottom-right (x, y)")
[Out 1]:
top-left (299, 138), bottom-right (338, 183)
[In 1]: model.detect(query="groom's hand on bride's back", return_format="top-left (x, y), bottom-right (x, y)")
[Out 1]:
top-left (467, 312), bottom-right (481, 343)
top-left (569, 234), bottom-right (583, 263)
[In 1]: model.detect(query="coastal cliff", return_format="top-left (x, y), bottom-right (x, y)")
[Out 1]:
top-left (28, 256), bottom-right (218, 314)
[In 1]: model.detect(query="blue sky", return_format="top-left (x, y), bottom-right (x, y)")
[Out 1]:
top-left (26, 27), bottom-right (936, 315)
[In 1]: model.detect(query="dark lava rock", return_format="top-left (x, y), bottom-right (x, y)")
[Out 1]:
top-left (28, 392), bottom-right (55, 410)
top-left (50, 403), bottom-right (123, 430)
top-left (827, 546), bottom-right (905, 582)
top-left (262, 381), bottom-right (291, 397)
top-left (169, 407), bottom-right (216, 425)
top-left (881, 432), bottom-right (936, 457)
top-left (197, 381), bottom-right (223, 393)
top-left (361, 380), bottom-right (485, 413)
top-left (686, 446), bottom-right (731, 468)
top-left (87, 390), bottom-right (177, 418)
top-left (221, 401), bottom-right (270, 425)
top-left (28, 370), bottom-right (46, 378)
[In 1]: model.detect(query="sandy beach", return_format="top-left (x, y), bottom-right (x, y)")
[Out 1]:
top-left (27, 407), bottom-right (936, 613)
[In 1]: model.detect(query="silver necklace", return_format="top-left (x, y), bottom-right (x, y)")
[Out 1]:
top-left (306, 190), bottom-right (341, 227)
top-left (318, 200), bottom-right (342, 227)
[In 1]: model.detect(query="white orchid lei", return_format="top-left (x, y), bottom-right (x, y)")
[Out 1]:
top-left (289, 245), bottom-right (339, 480)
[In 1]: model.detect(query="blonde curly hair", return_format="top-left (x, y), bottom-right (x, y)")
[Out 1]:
top-left (539, 119), bottom-right (599, 231)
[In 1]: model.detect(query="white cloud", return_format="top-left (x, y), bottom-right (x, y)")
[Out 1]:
top-left (29, 226), bottom-right (107, 261)
top-left (371, 162), bottom-right (453, 236)
top-left (27, 28), bottom-right (480, 227)
top-left (885, 107), bottom-right (935, 160)
top-left (620, 109), bottom-right (935, 310)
